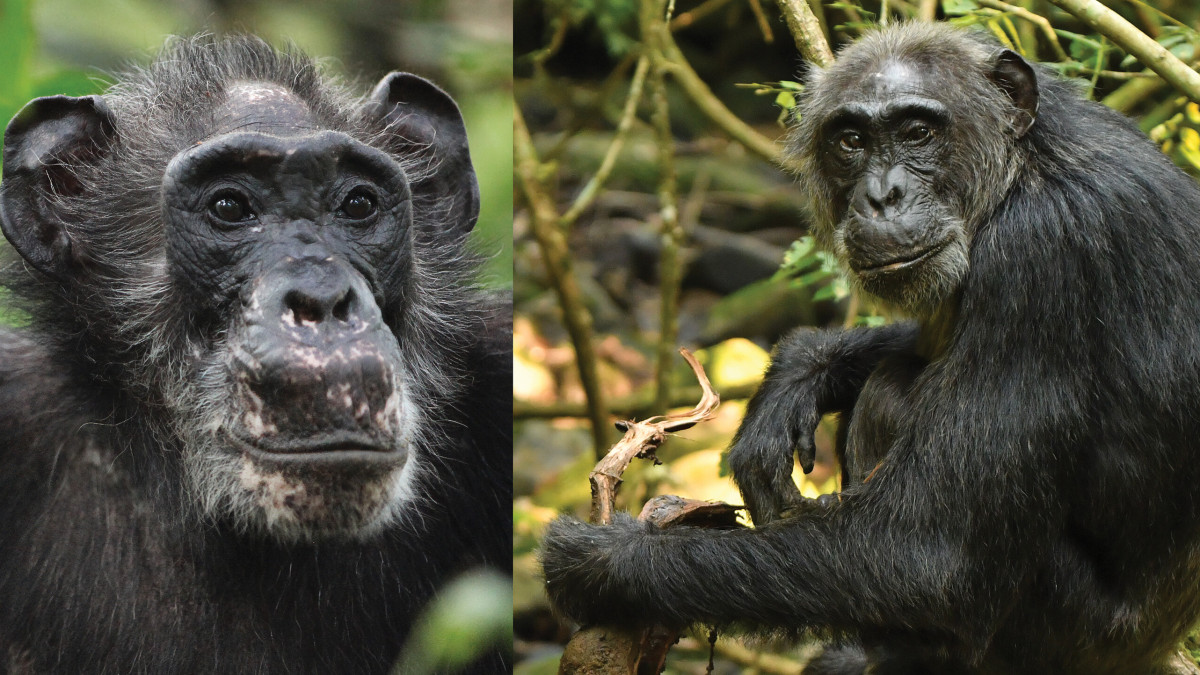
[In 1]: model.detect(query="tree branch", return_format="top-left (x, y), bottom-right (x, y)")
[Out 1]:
top-left (589, 348), bottom-right (721, 524)
top-left (514, 105), bottom-right (612, 458)
top-left (642, 0), bottom-right (687, 415)
top-left (774, 0), bottom-right (834, 67)
top-left (558, 350), bottom-right (727, 675)
top-left (658, 29), bottom-right (788, 165)
top-left (1046, 0), bottom-right (1200, 101)
top-left (560, 56), bottom-right (652, 227)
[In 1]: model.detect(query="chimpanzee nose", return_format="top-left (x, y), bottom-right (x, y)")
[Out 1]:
top-left (245, 257), bottom-right (383, 340)
top-left (234, 259), bottom-right (396, 439)
top-left (865, 183), bottom-right (904, 213)
top-left (284, 284), bottom-right (356, 325)
top-left (268, 260), bottom-right (358, 329)
top-left (855, 166), bottom-right (910, 219)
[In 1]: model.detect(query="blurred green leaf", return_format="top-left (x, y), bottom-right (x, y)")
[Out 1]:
top-left (0, 0), bottom-right (34, 140)
top-left (941, 0), bottom-right (979, 17)
top-left (776, 235), bottom-right (847, 302)
top-left (393, 570), bottom-right (513, 675)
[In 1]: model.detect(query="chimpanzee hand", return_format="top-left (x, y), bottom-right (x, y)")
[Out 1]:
top-left (727, 323), bottom-right (919, 525)
top-left (726, 366), bottom-right (824, 525)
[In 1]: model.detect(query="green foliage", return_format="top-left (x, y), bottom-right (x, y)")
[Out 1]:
top-left (1120, 26), bottom-right (1200, 70)
top-left (1185, 631), bottom-right (1200, 664)
top-left (0, 0), bottom-right (35, 113)
top-left (0, 288), bottom-right (27, 327)
top-left (0, 0), bottom-right (100, 151)
top-left (776, 236), bottom-right (849, 303)
top-left (394, 570), bottom-right (513, 675)
top-left (829, 2), bottom-right (876, 34)
top-left (540, 0), bottom-right (639, 57)
top-left (739, 80), bottom-right (803, 125)
top-left (941, 0), bottom-right (979, 16)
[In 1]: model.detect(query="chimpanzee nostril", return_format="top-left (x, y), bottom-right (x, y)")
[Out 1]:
top-left (283, 287), bottom-right (354, 325)
top-left (866, 183), bottom-right (905, 212)
top-left (885, 185), bottom-right (903, 206)
top-left (332, 290), bottom-right (354, 322)
top-left (858, 166), bottom-right (910, 217)
top-left (285, 290), bottom-right (321, 324)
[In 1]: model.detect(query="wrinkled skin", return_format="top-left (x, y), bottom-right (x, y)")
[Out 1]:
top-left (159, 87), bottom-right (426, 538)
top-left (543, 23), bottom-right (1200, 675)
top-left (0, 38), bottom-right (510, 674)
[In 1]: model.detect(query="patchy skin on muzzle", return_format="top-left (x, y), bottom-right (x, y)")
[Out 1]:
top-left (226, 270), bottom-right (407, 444)
top-left (235, 450), bottom-right (412, 535)
top-left (232, 345), bottom-right (402, 437)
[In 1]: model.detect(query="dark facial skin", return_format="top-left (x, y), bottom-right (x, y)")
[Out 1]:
top-left (817, 59), bottom-right (970, 311)
top-left (161, 83), bottom-right (420, 535)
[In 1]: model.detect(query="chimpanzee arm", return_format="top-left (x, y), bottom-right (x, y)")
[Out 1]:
top-left (727, 321), bottom-right (919, 524)
top-left (542, 390), bottom-right (1061, 655)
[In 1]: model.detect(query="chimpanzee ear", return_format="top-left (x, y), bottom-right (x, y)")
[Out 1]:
top-left (0, 95), bottom-right (116, 279)
top-left (988, 50), bottom-right (1039, 138)
top-left (367, 73), bottom-right (480, 235)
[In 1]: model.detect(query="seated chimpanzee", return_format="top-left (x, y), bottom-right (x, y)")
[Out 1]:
top-left (543, 22), bottom-right (1200, 675)
top-left (0, 37), bottom-right (510, 673)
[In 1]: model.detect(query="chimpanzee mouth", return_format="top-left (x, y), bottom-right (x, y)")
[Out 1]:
top-left (855, 241), bottom-right (947, 277)
top-left (224, 428), bottom-right (402, 465)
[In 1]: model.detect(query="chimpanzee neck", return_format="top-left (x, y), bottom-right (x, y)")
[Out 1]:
top-left (915, 295), bottom-right (960, 361)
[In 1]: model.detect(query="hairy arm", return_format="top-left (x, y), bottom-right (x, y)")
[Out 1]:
top-left (728, 321), bottom-right (920, 524)
top-left (542, 318), bottom-right (1071, 653)
top-left (543, 423), bottom-right (1057, 654)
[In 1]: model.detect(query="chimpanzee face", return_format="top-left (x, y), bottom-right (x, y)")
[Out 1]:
top-left (159, 84), bottom-right (420, 538)
top-left (0, 73), bottom-right (479, 541)
top-left (792, 48), bottom-right (1038, 314)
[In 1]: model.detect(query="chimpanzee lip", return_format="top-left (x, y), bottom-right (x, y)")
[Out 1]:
top-left (224, 428), bottom-right (401, 465)
top-left (855, 240), bottom-right (947, 276)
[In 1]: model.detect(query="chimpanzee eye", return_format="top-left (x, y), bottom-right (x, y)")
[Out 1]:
top-left (339, 190), bottom-right (377, 221)
top-left (838, 132), bottom-right (864, 152)
top-left (209, 192), bottom-right (254, 223)
top-left (907, 124), bottom-right (933, 143)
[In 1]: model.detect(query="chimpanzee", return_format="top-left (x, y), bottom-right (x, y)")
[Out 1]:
top-left (542, 22), bottom-right (1200, 675)
top-left (0, 37), bottom-right (510, 673)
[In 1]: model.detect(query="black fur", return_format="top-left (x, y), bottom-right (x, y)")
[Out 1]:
top-left (0, 37), bottom-right (511, 674)
top-left (542, 23), bottom-right (1200, 674)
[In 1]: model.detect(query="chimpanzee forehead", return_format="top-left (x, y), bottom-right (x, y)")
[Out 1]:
top-left (212, 81), bottom-right (318, 136)
top-left (851, 58), bottom-right (932, 101)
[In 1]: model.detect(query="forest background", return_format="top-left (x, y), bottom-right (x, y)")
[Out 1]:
top-left (513, 0), bottom-right (1200, 672)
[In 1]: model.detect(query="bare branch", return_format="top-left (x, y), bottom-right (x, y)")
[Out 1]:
top-left (560, 56), bottom-right (652, 227)
top-left (774, 0), bottom-right (834, 67)
top-left (658, 30), bottom-right (788, 165)
top-left (514, 105), bottom-right (612, 457)
top-left (589, 347), bottom-right (721, 524)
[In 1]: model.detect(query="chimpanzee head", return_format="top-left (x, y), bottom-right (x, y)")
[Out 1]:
top-left (0, 37), bottom-right (482, 541)
top-left (789, 25), bottom-right (1039, 314)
